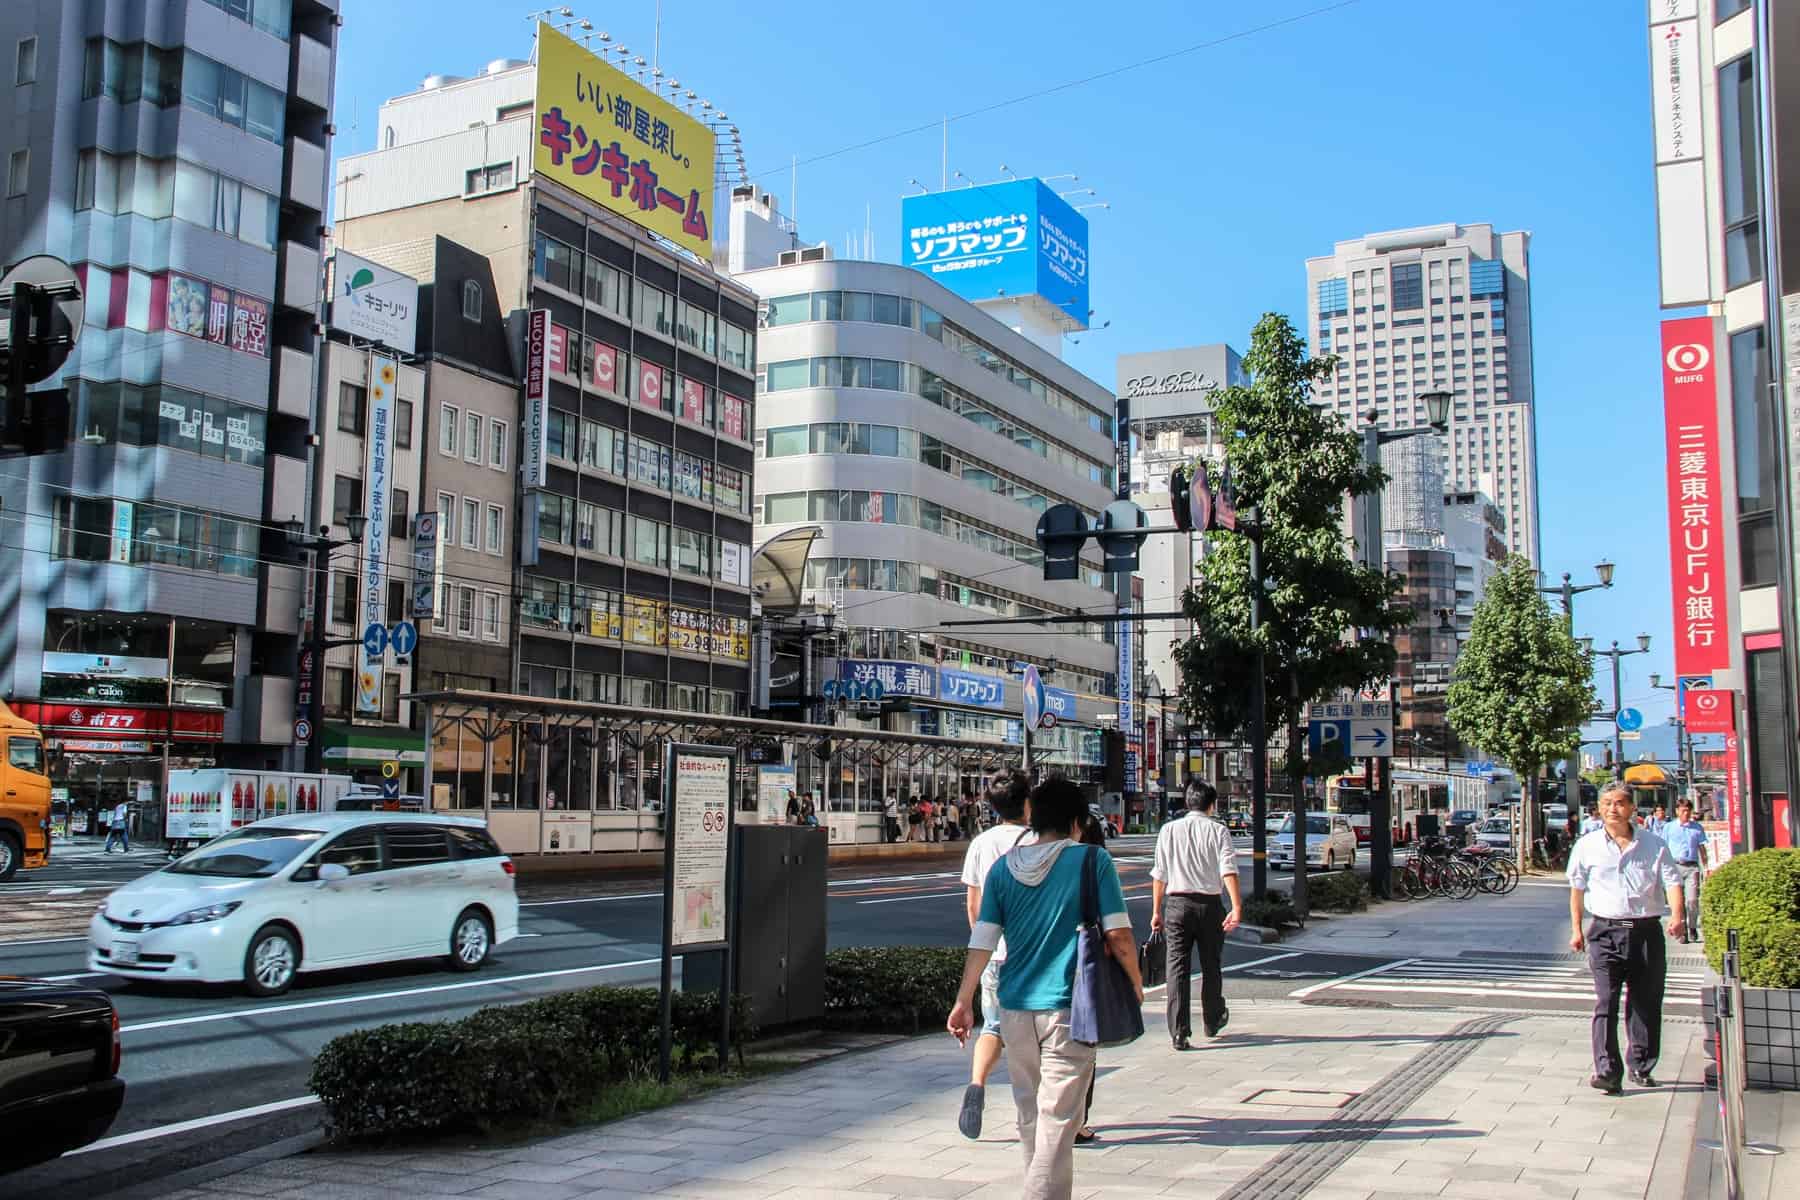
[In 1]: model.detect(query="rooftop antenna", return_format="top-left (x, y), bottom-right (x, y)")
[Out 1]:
top-left (1059, 187), bottom-right (1095, 199)
top-left (1042, 173), bottom-right (1078, 184)
top-left (1075, 202), bottom-right (1110, 213)
top-left (999, 164), bottom-right (1017, 180)
top-left (653, 0), bottom-right (662, 72)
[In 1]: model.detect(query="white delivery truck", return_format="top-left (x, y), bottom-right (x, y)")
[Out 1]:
top-left (165, 769), bottom-right (355, 854)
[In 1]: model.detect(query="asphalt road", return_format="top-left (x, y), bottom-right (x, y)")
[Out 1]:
top-left (1, 833), bottom-right (1547, 1199)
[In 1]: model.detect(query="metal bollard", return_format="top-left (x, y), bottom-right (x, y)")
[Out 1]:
top-left (1702, 981), bottom-right (1742, 1199)
top-left (1722, 931), bottom-right (1784, 1159)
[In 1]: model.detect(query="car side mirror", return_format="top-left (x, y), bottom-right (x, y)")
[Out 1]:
top-left (317, 862), bottom-right (350, 886)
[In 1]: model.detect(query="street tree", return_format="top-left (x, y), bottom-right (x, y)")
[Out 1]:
top-left (1446, 555), bottom-right (1596, 868)
top-left (1171, 313), bottom-right (1409, 911)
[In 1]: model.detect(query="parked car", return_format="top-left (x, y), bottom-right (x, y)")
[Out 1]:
top-left (1269, 812), bottom-right (1358, 871)
top-left (89, 813), bottom-right (518, 996)
top-left (1265, 815), bottom-right (1286, 836)
top-left (1346, 813), bottom-right (1371, 846)
top-left (1475, 818), bottom-right (1513, 851)
top-left (0, 978), bottom-right (124, 1171)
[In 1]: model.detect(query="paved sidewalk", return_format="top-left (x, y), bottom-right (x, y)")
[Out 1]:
top-left (180, 999), bottom-right (1708, 1200)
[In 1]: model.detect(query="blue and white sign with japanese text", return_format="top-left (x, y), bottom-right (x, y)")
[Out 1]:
top-left (358, 351), bottom-right (398, 716)
top-left (1044, 687), bottom-right (1077, 722)
top-left (901, 178), bottom-right (1090, 327)
top-left (941, 668), bottom-right (1005, 710)
top-left (838, 659), bottom-right (936, 700)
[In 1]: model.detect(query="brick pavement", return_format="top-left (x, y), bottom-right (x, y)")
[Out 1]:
top-left (176, 998), bottom-right (1708, 1200)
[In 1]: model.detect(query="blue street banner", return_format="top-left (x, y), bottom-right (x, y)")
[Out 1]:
top-left (358, 350), bottom-right (397, 715)
top-left (837, 659), bottom-right (936, 700)
top-left (941, 667), bottom-right (1005, 710)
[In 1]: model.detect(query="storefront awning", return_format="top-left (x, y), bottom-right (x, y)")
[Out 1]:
top-left (751, 525), bottom-right (821, 617)
top-left (321, 723), bottom-right (427, 765)
top-left (1623, 763), bottom-right (1668, 786)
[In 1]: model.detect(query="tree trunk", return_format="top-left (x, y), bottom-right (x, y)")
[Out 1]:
top-left (1288, 711), bottom-right (1309, 921)
top-left (1517, 759), bottom-right (1537, 872)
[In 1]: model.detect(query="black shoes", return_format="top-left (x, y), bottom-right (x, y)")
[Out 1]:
top-left (1172, 1034), bottom-right (1191, 1051)
top-left (1630, 1071), bottom-right (1657, 1088)
top-left (958, 1084), bottom-right (984, 1139)
top-left (1589, 1074), bottom-right (1623, 1095)
top-left (1204, 1009), bottom-right (1230, 1038)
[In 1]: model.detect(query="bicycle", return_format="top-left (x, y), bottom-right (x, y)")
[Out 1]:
top-left (1456, 844), bottom-right (1520, 895)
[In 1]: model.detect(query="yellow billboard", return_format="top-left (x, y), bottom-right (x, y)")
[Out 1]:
top-left (533, 23), bottom-right (717, 259)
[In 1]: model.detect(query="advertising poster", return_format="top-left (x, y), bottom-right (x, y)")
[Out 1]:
top-left (900, 178), bottom-right (1089, 326)
top-left (533, 23), bottom-right (717, 259)
top-left (541, 813), bottom-right (592, 853)
top-left (681, 378), bottom-right (706, 424)
top-left (206, 283), bottom-right (232, 344)
top-left (624, 597), bottom-right (668, 646)
top-left (230, 293), bottom-right (270, 357)
top-left (590, 341), bottom-right (618, 393)
top-left (330, 250), bottom-right (418, 354)
top-left (358, 352), bottom-right (397, 715)
top-left (166, 272), bottom-right (210, 338)
top-left (669, 750), bottom-right (731, 948)
top-left (636, 358), bottom-right (665, 411)
top-left (756, 765), bottom-right (795, 826)
top-left (720, 394), bottom-right (745, 440)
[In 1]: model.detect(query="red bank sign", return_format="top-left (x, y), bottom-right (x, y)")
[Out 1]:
top-left (1662, 317), bottom-right (1729, 677)
top-left (1684, 687), bottom-right (1735, 734)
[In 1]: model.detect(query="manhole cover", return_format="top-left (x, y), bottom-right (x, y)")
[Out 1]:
top-left (1242, 1088), bottom-right (1358, 1108)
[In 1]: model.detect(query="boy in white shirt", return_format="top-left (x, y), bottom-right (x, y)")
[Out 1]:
top-left (956, 770), bottom-right (1033, 1139)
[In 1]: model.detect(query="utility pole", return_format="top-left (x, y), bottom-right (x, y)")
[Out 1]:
top-left (1539, 563), bottom-right (1614, 816)
top-left (1585, 635), bottom-right (1651, 781)
top-left (284, 518), bottom-right (369, 775)
top-left (1246, 505), bottom-right (1268, 901)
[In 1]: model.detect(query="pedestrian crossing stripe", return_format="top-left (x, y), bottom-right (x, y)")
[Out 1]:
top-left (1297, 956), bottom-right (1705, 1008)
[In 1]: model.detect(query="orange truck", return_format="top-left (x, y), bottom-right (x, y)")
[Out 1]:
top-left (0, 701), bottom-right (52, 881)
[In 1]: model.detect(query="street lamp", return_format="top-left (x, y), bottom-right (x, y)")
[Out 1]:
top-left (1589, 636), bottom-right (1652, 780)
top-left (286, 519), bottom-right (369, 775)
top-left (1648, 673), bottom-right (1694, 801)
top-left (1538, 561), bottom-right (1613, 629)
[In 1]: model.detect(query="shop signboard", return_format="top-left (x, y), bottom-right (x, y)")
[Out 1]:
top-left (663, 745), bottom-right (733, 950)
top-left (523, 309), bottom-right (550, 488)
top-left (1661, 316), bottom-right (1729, 677)
top-left (412, 512), bottom-right (439, 621)
top-left (541, 813), bottom-right (592, 853)
top-left (900, 177), bottom-right (1089, 326)
top-left (940, 667), bottom-right (1005, 710)
top-left (41, 653), bottom-right (167, 679)
top-left (329, 250), bottom-right (418, 354)
top-left (1044, 687), bottom-right (1077, 722)
top-left (12, 704), bottom-right (225, 740)
top-left (755, 765), bottom-right (795, 825)
top-left (358, 352), bottom-right (398, 716)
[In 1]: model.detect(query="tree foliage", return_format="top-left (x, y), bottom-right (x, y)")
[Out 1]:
top-left (1446, 555), bottom-right (1595, 785)
top-left (1171, 313), bottom-right (1409, 774)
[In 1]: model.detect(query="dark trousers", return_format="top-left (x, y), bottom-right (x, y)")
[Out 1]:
top-left (1164, 893), bottom-right (1226, 1040)
top-left (1585, 916), bottom-right (1667, 1079)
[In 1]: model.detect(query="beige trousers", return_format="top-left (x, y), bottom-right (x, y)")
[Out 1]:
top-left (998, 1008), bottom-right (1096, 1200)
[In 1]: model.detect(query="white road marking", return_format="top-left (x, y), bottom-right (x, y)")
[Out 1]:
top-left (0, 935), bottom-right (89, 947)
top-left (1222, 950), bottom-right (1303, 973)
top-left (66, 1096), bottom-right (319, 1156)
top-left (42, 971), bottom-right (105, 981)
top-left (1288, 957), bottom-right (1421, 999)
top-left (857, 889), bottom-right (969, 905)
top-left (121, 957), bottom-right (661, 1033)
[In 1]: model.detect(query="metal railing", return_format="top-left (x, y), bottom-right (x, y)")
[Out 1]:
top-left (1703, 929), bottom-right (1782, 1198)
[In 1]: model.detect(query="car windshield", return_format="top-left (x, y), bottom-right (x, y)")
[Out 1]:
top-left (1481, 819), bottom-right (1509, 832)
top-left (167, 828), bottom-right (326, 878)
top-left (1278, 815), bottom-right (1330, 836)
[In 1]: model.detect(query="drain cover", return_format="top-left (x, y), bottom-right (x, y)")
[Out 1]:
top-left (1242, 1088), bottom-right (1358, 1108)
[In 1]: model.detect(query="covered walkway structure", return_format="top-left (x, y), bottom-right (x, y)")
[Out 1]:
top-left (413, 689), bottom-right (1027, 857)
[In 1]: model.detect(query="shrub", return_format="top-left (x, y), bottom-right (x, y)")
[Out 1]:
top-left (309, 986), bottom-right (751, 1139)
top-left (1701, 848), bottom-right (1800, 988)
top-left (1241, 896), bottom-right (1299, 929)
top-left (1308, 869), bottom-right (1369, 913)
top-left (823, 946), bottom-right (970, 1033)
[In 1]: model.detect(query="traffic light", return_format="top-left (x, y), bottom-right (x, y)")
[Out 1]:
top-left (1103, 729), bottom-right (1126, 791)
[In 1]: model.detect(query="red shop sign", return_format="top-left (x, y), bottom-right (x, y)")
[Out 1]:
top-left (12, 703), bottom-right (225, 741)
top-left (1661, 317), bottom-right (1730, 678)
top-left (1683, 687), bottom-right (1735, 734)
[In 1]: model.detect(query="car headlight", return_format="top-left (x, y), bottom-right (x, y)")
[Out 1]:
top-left (167, 901), bottom-right (243, 926)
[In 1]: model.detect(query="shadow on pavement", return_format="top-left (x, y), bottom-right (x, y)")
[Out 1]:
top-left (1094, 1114), bottom-right (1480, 1147)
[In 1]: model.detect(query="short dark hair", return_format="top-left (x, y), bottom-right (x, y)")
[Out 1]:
top-left (1185, 780), bottom-right (1218, 812)
top-left (1029, 774), bottom-right (1087, 836)
top-left (988, 769), bottom-right (1030, 821)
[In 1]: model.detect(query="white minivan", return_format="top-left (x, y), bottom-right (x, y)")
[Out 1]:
top-left (1269, 812), bottom-right (1359, 871)
top-left (89, 813), bottom-right (519, 996)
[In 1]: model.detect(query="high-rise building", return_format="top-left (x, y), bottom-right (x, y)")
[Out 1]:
top-left (0, 1), bottom-right (338, 831)
top-left (735, 190), bottom-right (1119, 793)
top-left (1305, 223), bottom-right (1541, 565)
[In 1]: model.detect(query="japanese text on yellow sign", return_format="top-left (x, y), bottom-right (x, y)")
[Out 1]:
top-left (533, 23), bottom-right (717, 259)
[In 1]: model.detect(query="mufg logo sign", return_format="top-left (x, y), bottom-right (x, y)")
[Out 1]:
top-left (902, 178), bottom-right (1090, 327)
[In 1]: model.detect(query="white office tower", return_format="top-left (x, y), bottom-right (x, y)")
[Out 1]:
top-left (1306, 223), bottom-right (1540, 565)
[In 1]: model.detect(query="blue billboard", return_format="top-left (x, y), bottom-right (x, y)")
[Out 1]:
top-left (901, 178), bottom-right (1090, 327)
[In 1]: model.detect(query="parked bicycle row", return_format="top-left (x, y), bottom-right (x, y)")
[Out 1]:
top-left (1389, 836), bottom-right (1520, 899)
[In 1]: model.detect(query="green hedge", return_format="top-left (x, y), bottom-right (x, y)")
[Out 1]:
top-left (1242, 896), bottom-right (1299, 929)
top-left (1702, 848), bottom-right (1800, 988)
top-left (822, 946), bottom-right (972, 1033)
top-left (309, 987), bottom-right (750, 1139)
top-left (1308, 870), bottom-right (1369, 913)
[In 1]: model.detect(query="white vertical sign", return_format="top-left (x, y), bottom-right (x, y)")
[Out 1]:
top-left (411, 511), bottom-right (438, 621)
top-left (1649, 4), bottom-right (1710, 307)
top-left (110, 500), bottom-right (134, 564)
top-left (523, 310), bottom-right (550, 489)
top-left (358, 352), bottom-right (397, 716)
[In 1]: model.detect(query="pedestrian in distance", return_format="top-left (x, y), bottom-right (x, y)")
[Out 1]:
top-left (907, 799), bottom-right (924, 842)
top-left (1151, 780), bottom-right (1243, 1048)
top-left (786, 789), bottom-right (801, 825)
top-left (884, 789), bottom-right (902, 843)
top-left (1568, 780), bottom-right (1686, 1094)
top-left (102, 800), bottom-right (131, 853)
top-left (956, 770), bottom-right (1034, 1141)
top-left (948, 775), bottom-right (1142, 1200)
top-left (1662, 798), bottom-right (1709, 944)
top-left (1647, 803), bottom-right (1668, 836)
top-left (1580, 806), bottom-right (1604, 835)
top-left (799, 793), bottom-right (819, 828)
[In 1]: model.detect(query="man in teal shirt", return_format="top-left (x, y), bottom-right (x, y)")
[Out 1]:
top-left (1662, 798), bottom-right (1709, 943)
top-left (948, 777), bottom-right (1142, 1200)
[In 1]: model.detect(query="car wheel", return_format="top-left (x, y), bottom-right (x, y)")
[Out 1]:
top-left (244, 924), bottom-right (299, 997)
top-left (449, 908), bottom-right (492, 972)
top-left (1325, 850), bottom-right (1335, 870)
top-left (0, 832), bottom-right (18, 882)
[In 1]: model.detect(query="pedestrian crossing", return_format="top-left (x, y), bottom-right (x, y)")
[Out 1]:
top-left (1293, 954), bottom-right (1708, 1011)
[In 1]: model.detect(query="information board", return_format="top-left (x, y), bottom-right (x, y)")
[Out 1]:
top-left (665, 746), bottom-right (733, 949)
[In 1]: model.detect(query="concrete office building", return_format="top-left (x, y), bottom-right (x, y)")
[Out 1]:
top-left (1306, 223), bottom-right (1541, 565)
top-left (333, 36), bottom-right (759, 816)
top-left (0, 0), bottom-right (337, 828)
top-left (737, 192), bottom-right (1120, 790)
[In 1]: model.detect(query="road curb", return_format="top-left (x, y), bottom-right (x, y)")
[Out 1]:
top-left (84, 1127), bottom-right (325, 1200)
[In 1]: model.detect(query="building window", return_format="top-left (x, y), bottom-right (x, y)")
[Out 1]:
top-left (1391, 262), bottom-right (1423, 310)
top-left (461, 279), bottom-right (482, 322)
top-left (457, 586), bottom-right (476, 636)
top-left (465, 411), bottom-right (482, 463)
top-left (6, 148), bottom-right (25, 197)
top-left (332, 475), bottom-right (362, 526)
top-left (437, 491), bottom-right (456, 543)
top-left (331, 571), bottom-right (356, 624)
top-left (482, 592), bottom-right (501, 640)
top-left (51, 496), bottom-right (113, 562)
top-left (1720, 55), bottom-right (1763, 289)
top-left (391, 488), bottom-right (410, 539)
top-left (386, 579), bottom-right (406, 624)
top-left (83, 39), bottom-right (183, 106)
top-left (486, 504), bottom-right (503, 555)
top-left (15, 37), bottom-right (35, 85)
top-left (1730, 325), bottom-right (1778, 586)
top-left (463, 162), bottom-right (513, 195)
top-left (201, 0), bottom-right (292, 40)
top-left (383, 673), bottom-right (401, 723)
top-left (323, 667), bottom-right (351, 718)
top-left (393, 397), bottom-right (413, 449)
top-left (440, 404), bottom-right (459, 456)
top-left (462, 498), bottom-right (479, 548)
top-left (489, 419), bottom-right (508, 470)
top-left (180, 50), bottom-right (285, 143)
top-left (337, 382), bottom-right (365, 434)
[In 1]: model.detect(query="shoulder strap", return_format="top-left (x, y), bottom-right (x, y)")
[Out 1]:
top-left (1081, 843), bottom-right (1100, 926)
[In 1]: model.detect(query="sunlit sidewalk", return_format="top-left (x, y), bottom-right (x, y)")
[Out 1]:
top-left (184, 997), bottom-right (1710, 1200)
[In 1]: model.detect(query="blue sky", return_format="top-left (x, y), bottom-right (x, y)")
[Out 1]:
top-left (336, 0), bottom-right (1678, 727)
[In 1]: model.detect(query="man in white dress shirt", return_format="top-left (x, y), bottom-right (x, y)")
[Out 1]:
top-left (1150, 781), bottom-right (1242, 1049)
top-left (1567, 780), bottom-right (1685, 1094)
top-left (956, 770), bottom-right (1034, 1139)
